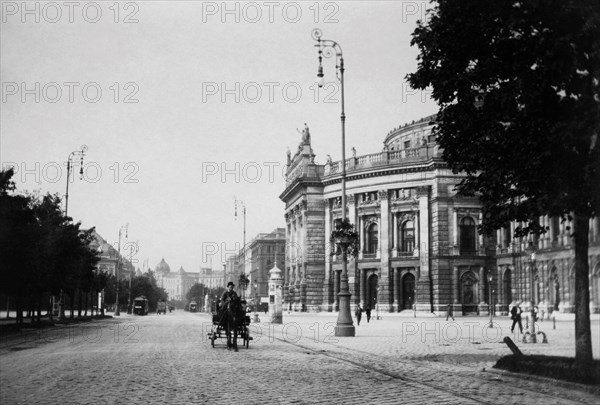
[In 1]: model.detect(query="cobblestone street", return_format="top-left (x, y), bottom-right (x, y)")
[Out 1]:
top-left (1, 311), bottom-right (598, 404)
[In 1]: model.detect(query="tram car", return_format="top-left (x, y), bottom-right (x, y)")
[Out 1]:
top-left (189, 301), bottom-right (198, 312)
top-left (133, 296), bottom-right (149, 315)
top-left (157, 300), bottom-right (167, 314)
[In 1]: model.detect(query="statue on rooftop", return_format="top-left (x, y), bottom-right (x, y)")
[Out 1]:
top-left (301, 123), bottom-right (311, 144)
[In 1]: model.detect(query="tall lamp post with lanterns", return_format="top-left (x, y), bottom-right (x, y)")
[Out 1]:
top-left (114, 224), bottom-right (128, 316)
top-left (234, 198), bottom-right (247, 296)
top-left (57, 145), bottom-right (88, 318)
top-left (64, 145), bottom-right (87, 218)
top-left (313, 28), bottom-right (355, 337)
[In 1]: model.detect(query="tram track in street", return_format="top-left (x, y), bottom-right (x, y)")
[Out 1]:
top-left (274, 335), bottom-right (594, 405)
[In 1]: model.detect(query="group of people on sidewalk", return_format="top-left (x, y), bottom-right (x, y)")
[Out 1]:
top-left (354, 304), bottom-right (371, 325)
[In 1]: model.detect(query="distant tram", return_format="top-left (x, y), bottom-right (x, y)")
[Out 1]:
top-left (133, 296), bottom-right (149, 315)
top-left (189, 301), bottom-right (198, 312)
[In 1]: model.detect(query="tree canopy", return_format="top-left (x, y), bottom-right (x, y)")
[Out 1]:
top-left (0, 168), bottom-right (101, 322)
top-left (408, 0), bottom-right (599, 363)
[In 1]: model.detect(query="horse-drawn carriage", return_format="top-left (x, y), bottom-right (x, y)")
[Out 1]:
top-left (207, 297), bottom-right (251, 351)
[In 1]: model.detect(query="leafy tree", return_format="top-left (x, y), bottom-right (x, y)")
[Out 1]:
top-left (129, 271), bottom-right (167, 311)
top-left (408, 0), bottom-right (599, 363)
top-left (0, 169), bottom-right (36, 324)
top-left (0, 169), bottom-right (101, 322)
top-left (186, 283), bottom-right (206, 309)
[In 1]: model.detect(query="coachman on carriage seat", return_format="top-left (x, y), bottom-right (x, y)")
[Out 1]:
top-left (208, 281), bottom-right (251, 351)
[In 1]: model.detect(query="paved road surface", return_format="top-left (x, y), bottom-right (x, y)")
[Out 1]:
top-left (1, 311), bottom-right (598, 404)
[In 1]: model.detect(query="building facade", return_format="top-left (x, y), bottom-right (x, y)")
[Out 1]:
top-left (154, 258), bottom-right (199, 301)
top-left (248, 228), bottom-right (286, 305)
top-left (198, 267), bottom-right (225, 289)
top-left (224, 229), bottom-right (286, 303)
top-left (279, 119), bottom-right (600, 315)
top-left (90, 230), bottom-right (135, 280)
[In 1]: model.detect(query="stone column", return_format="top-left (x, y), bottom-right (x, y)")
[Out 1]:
top-left (348, 194), bottom-right (356, 226)
top-left (413, 209), bottom-right (420, 256)
top-left (379, 190), bottom-right (390, 274)
top-left (360, 269), bottom-right (366, 306)
top-left (453, 266), bottom-right (460, 314)
top-left (415, 186), bottom-right (431, 312)
top-left (392, 212), bottom-right (398, 257)
top-left (333, 270), bottom-right (340, 311)
top-left (478, 211), bottom-right (484, 254)
top-left (358, 215), bottom-right (364, 260)
top-left (453, 209), bottom-right (458, 249)
top-left (324, 199), bottom-right (331, 311)
top-left (392, 267), bottom-right (400, 311)
top-left (479, 266), bottom-right (488, 315)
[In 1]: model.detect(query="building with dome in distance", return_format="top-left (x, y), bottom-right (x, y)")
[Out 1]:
top-left (279, 117), bottom-right (600, 317)
top-left (154, 258), bottom-right (199, 301)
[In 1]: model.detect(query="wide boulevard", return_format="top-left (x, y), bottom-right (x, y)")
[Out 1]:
top-left (1, 311), bottom-right (599, 404)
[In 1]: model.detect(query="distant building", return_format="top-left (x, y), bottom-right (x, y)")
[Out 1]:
top-left (279, 119), bottom-right (600, 315)
top-left (89, 230), bottom-right (134, 280)
top-left (198, 267), bottom-right (224, 289)
top-left (248, 228), bottom-right (285, 304)
top-left (224, 228), bottom-right (285, 303)
top-left (154, 258), bottom-right (199, 301)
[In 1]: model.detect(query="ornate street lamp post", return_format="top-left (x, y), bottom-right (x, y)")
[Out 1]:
top-left (313, 29), bottom-right (355, 337)
top-left (114, 224), bottom-right (128, 316)
top-left (235, 198), bottom-right (247, 296)
top-left (64, 145), bottom-right (87, 218)
top-left (59, 145), bottom-right (87, 319)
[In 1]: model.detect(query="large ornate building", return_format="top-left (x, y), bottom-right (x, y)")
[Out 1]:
top-left (224, 228), bottom-right (285, 303)
top-left (279, 118), bottom-right (600, 315)
top-left (154, 258), bottom-right (199, 301)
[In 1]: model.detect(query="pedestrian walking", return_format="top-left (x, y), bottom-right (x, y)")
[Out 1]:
top-left (365, 306), bottom-right (371, 323)
top-left (510, 302), bottom-right (523, 333)
top-left (446, 303), bottom-right (455, 321)
top-left (355, 304), bottom-right (363, 325)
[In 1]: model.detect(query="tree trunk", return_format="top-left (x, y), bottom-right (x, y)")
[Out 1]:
top-left (78, 289), bottom-right (82, 317)
top-left (15, 295), bottom-right (22, 326)
top-left (573, 212), bottom-right (592, 364)
top-left (69, 291), bottom-right (75, 319)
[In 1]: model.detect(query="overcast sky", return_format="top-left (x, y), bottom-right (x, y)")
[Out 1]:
top-left (1, 1), bottom-right (438, 274)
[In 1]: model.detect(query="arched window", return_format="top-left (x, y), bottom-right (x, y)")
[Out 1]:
top-left (367, 223), bottom-right (378, 254)
top-left (459, 217), bottom-right (476, 254)
top-left (400, 220), bottom-right (415, 253)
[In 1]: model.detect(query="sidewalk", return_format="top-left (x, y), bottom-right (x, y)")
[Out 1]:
top-left (252, 311), bottom-right (600, 365)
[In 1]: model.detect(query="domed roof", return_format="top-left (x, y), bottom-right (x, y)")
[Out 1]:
top-left (155, 258), bottom-right (170, 274)
top-left (178, 266), bottom-right (186, 274)
top-left (383, 114), bottom-right (436, 149)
